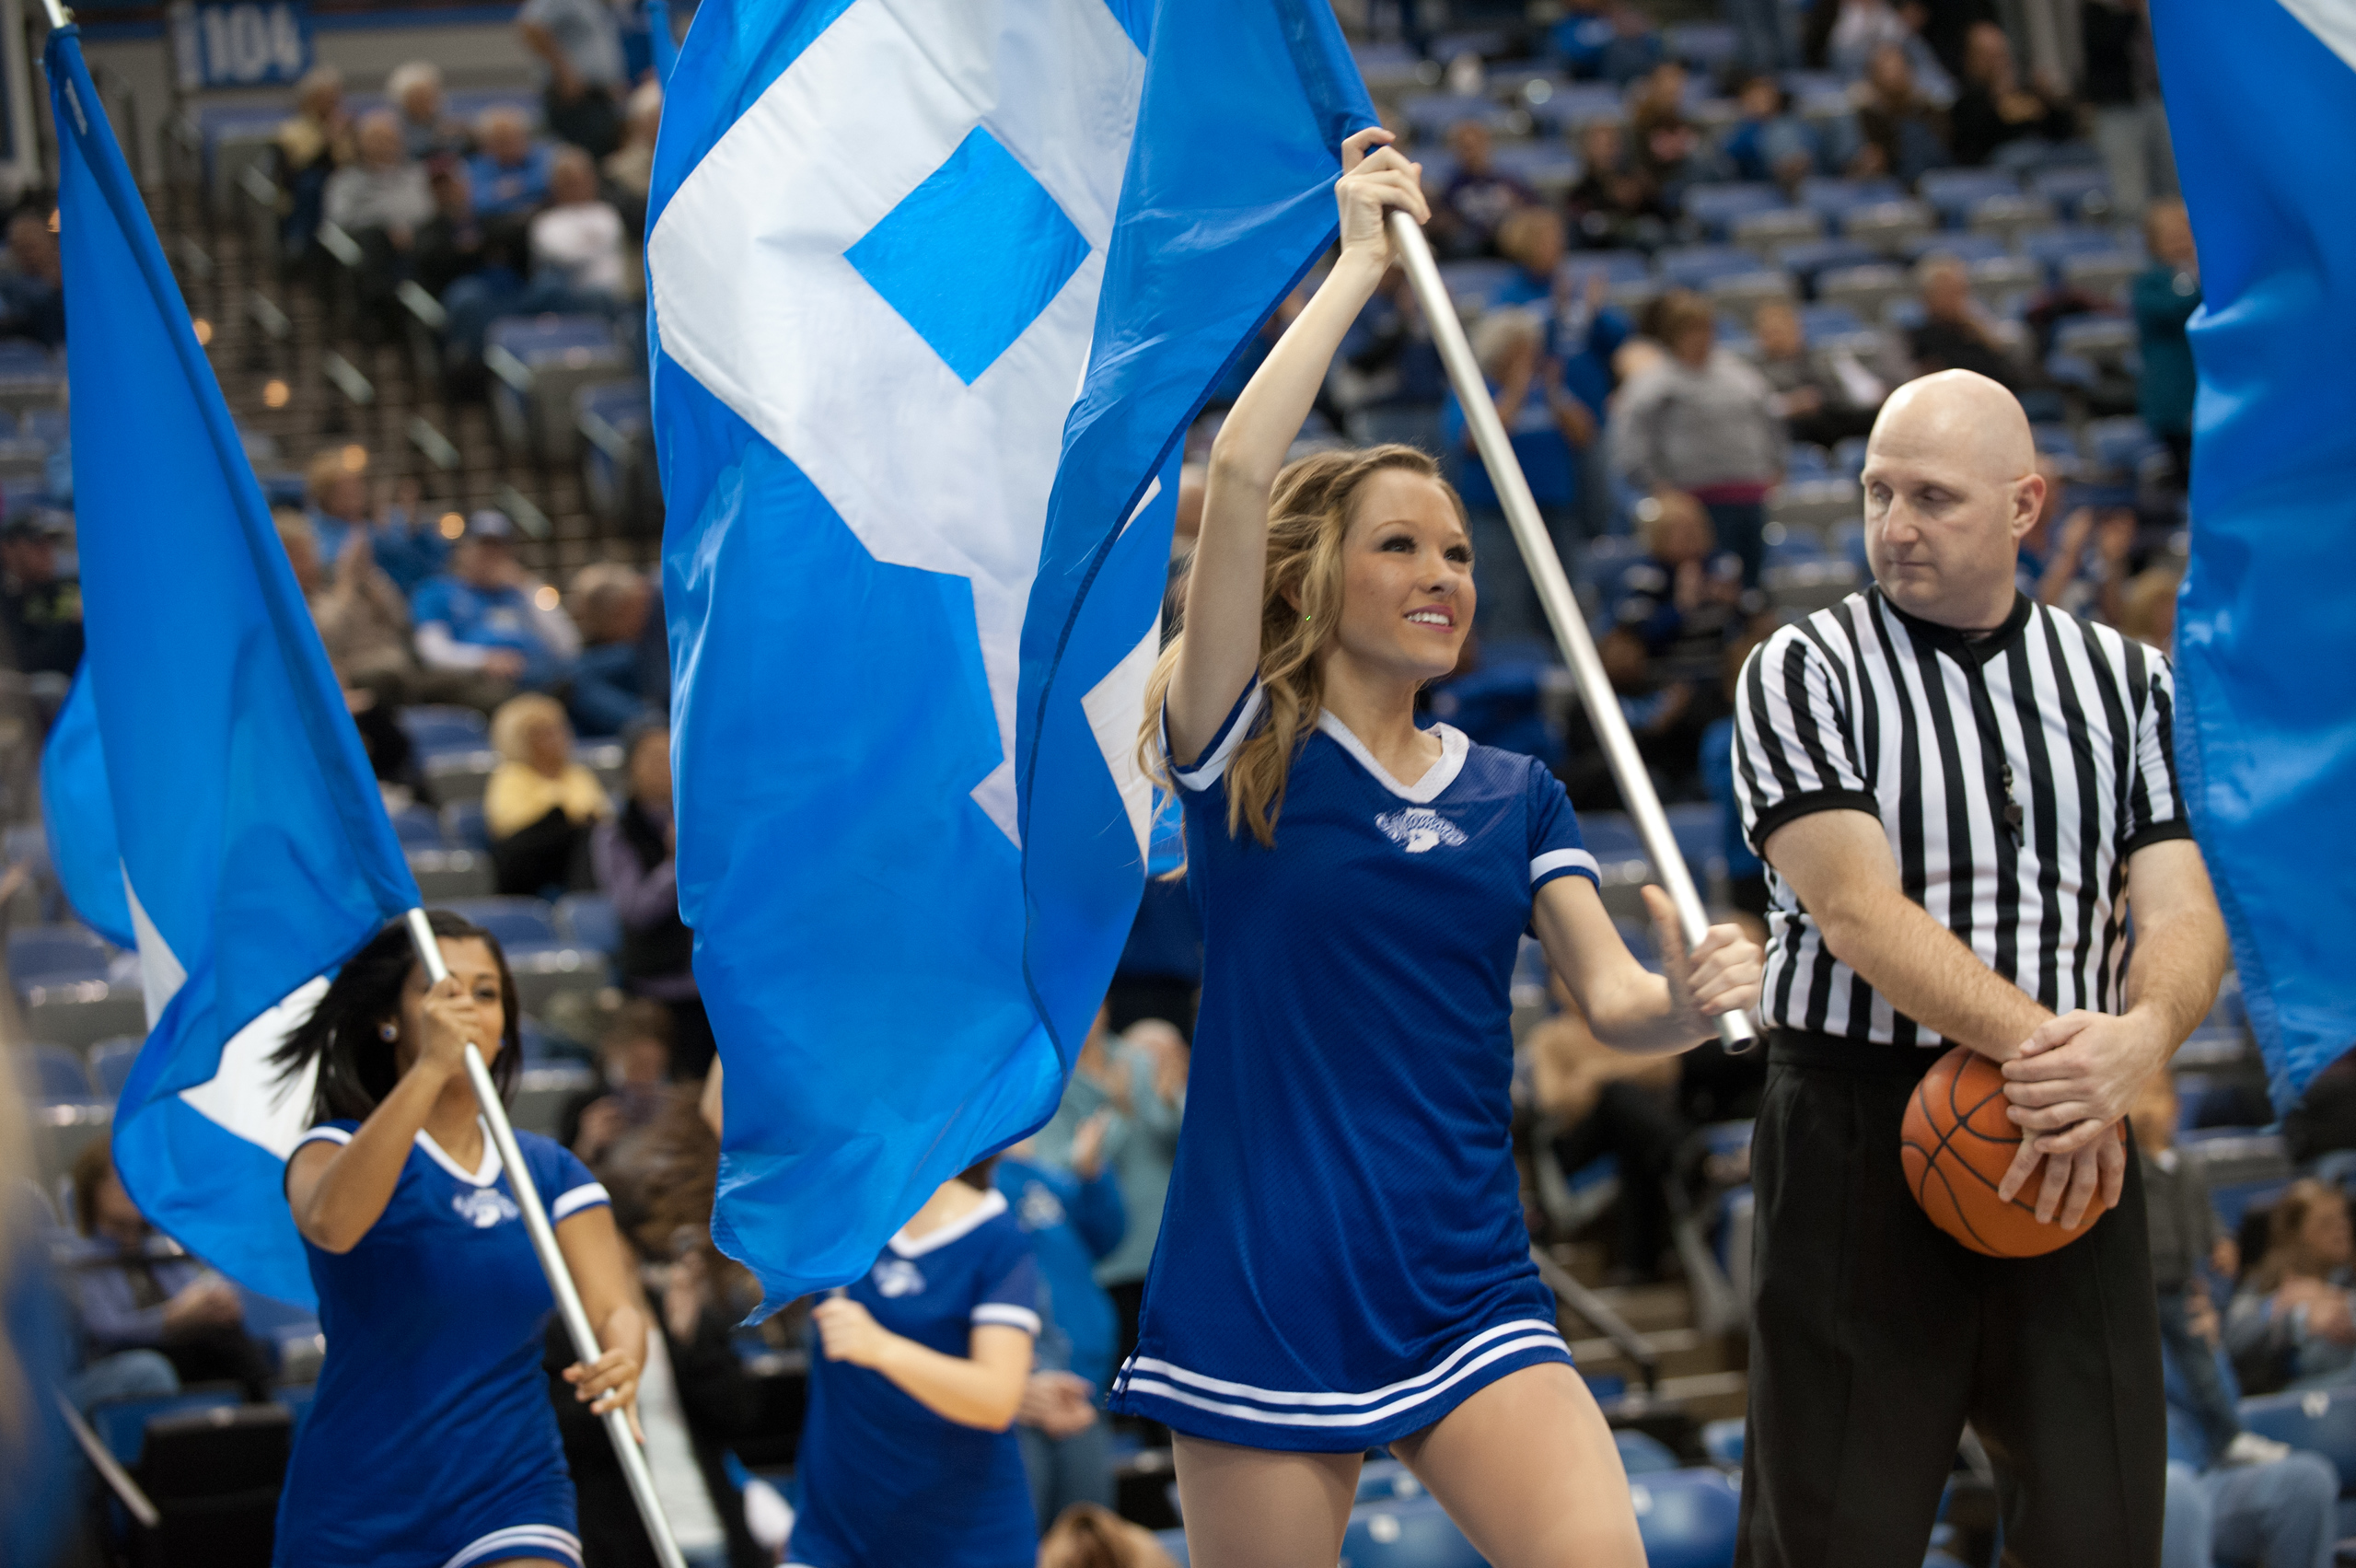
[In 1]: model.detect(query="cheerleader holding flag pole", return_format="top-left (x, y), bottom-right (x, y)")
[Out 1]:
top-left (1108, 128), bottom-right (1764, 1568)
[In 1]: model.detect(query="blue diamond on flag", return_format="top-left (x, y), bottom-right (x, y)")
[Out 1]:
top-left (845, 125), bottom-right (1092, 387)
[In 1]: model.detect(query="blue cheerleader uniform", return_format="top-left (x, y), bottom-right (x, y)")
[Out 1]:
top-left (1108, 684), bottom-right (1599, 1452)
top-left (273, 1120), bottom-right (609, 1568)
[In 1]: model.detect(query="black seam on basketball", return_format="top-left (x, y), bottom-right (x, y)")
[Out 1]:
top-left (1922, 1158), bottom-right (1995, 1253)
top-left (1919, 1066), bottom-right (1977, 1179)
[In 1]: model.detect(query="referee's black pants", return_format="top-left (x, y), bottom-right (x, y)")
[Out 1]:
top-left (1735, 1031), bottom-right (2166, 1568)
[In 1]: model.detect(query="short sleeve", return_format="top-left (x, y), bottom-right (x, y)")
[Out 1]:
top-left (1526, 760), bottom-right (1600, 893)
top-left (1733, 625), bottom-right (1877, 854)
top-left (970, 1238), bottom-right (1042, 1337)
top-left (1162, 679), bottom-right (1265, 794)
top-left (536, 1139), bottom-right (611, 1224)
top-left (2121, 643), bottom-right (2193, 856)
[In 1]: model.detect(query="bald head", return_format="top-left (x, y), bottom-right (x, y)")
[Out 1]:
top-left (1861, 371), bottom-right (2042, 628)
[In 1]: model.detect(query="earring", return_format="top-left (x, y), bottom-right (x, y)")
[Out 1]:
top-left (379, 1023), bottom-right (399, 1043)
top-left (1303, 611), bottom-right (1313, 622)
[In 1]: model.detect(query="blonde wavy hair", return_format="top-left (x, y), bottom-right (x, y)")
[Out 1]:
top-left (1136, 444), bottom-right (1466, 850)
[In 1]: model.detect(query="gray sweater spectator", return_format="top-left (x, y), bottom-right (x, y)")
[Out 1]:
top-left (323, 111), bottom-right (434, 238)
top-left (1611, 292), bottom-right (1784, 584)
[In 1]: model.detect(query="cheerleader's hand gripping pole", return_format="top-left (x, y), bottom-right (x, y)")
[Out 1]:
top-left (1385, 210), bottom-right (1757, 1052)
top-left (402, 910), bottom-right (690, 1568)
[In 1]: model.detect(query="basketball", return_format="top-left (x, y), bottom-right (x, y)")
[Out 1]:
top-left (1900, 1046), bottom-right (2103, 1259)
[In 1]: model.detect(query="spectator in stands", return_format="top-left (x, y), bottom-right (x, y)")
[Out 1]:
top-left (1037, 1504), bottom-right (1180, 1568)
top-left (272, 65), bottom-right (353, 260)
top-left (1724, 75), bottom-right (1826, 190)
top-left (0, 210), bottom-right (64, 349)
top-left (1433, 119), bottom-right (1535, 260)
top-left (279, 510), bottom-right (410, 700)
top-left (1907, 254), bottom-right (2016, 387)
top-left (1527, 995), bottom-right (1683, 1281)
top-left (530, 146), bottom-right (632, 304)
top-left (548, 1094), bottom-right (768, 1568)
top-left (1565, 118), bottom-right (1669, 252)
top-left (1698, 633), bottom-right (1774, 922)
top-left (2085, 0), bottom-right (2176, 223)
top-left (485, 691), bottom-right (610, 896)
top-left (1441, 306), bottom-right (1597, 644)
top-left (325, 110), bottom-right (436, 320)
top-left (467, 107), bottom-right (556, 221)
top-left (1751, 299), bottom-right (1882, 447)
top-left (1950, 20), bottom-right (2078, 167)
top-left (1723, 0), bottom-right (1791, 74)
top-left (304, 447), bottom-right (447, 598)
top-left (517, 0), bottom-right (629, 158)
top-left (2160, 1443), bottom-right (2335, 1568)
top-left (2031, 494), bottom-right (2134, 623)
top-left (593, 720), bottom-right (714, 1079)
top-left (1616, 489), bottom-right (1761, 686)
top-left (2118, 560), bottom-right (2182, 653)
top-left (603, 80), bottom-right (664, 239)
top-left (1849, 41), bottom-right (1952, 182)
top-left (568, 563), bottom-right (659, 736)
top-left (998, 1121), bottom-right (1126, 1527)
top-left (1612, 291), bottom-right (1783, 587)
top-left (1819, 0), bottom-right (1956, 98)
top-left (0, 515), bottom-right (81, 677)
top-left (2131, 1073), bottom-right (2281, 1467)
top-left (389, 61), bottom-right (469, 163)
top-left (64, 1143), bottom-right (273, 1400)
top-left (1551, 0), bottom-right (1664, 84)
top-left (414, 162), bottom-right (505, 301)
top-left (2137, 197), bottom-right (2201, 482)
top-left (412, 508), bottom-right (582, 694)
top-left (560, 999), bottom-right (676, 1167)
top-left (1631, 103), bottom-right (1729, 214)
top-left (2227, 1179), bottom-right (2356, 1394)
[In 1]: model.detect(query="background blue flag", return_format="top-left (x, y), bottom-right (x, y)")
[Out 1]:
top-left (2152, 0), bottom-right (2356, 1109)
top-left (647, 0), bottom-right (1372, 1305)
top-left (51, 26), bottom-right (420, 1307)
top-left (41, 672), bottom-right (133, 950)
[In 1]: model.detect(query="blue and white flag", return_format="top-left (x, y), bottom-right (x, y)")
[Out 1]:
top-left (41, 673), bottom-right (133, 950)
top-left (2152, 0), bottom-right (2356, 1107)
top-left (648, 0), bottom-right (1371, 1302)
top-left (50, 27), bottom-right (419, 1306)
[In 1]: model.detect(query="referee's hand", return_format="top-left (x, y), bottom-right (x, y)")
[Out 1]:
top-left (1993, 1008), bottom-right (2166, 1225)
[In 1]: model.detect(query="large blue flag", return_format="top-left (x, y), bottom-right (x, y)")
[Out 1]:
top-left (647, 0), bottom-right (1371, 1303)
top-left (41, 673), bottom-right (133, 950)
top-left (2152, 0), bottom-right (2356, 1108)
top-left (50, 27), bottom-right (420, 1306)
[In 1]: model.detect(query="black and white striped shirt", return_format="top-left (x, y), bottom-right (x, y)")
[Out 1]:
top-left (1732, 587), bottom-right (2190, 1047)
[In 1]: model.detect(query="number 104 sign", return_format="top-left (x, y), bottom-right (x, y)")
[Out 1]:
top-left (170, 0), bottom-right (311, 90)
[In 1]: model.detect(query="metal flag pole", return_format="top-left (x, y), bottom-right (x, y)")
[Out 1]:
top-left (403, 910), bottom-right (690, 1568)
top-left (1387, 210), bottom-right (1758, 1052)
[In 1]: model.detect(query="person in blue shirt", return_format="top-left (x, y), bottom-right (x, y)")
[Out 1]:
top-left (793, 1164), bottom-right (1043, 1568)
top-left (1110, 128), bottom-right (1761, 1567)
top-left (304, 447), bottom-right (450, 598)
top-left (997, 1121), bottom-right (1127, 1528)
top-left (412, 509), bottom-right (584, 694)
top-left (469, 109), bottom-right (558, 221)
top-left (271, 910), bottom-right (649, 1568)
top-left (2158, 1308), bottom-right (2335, 1568)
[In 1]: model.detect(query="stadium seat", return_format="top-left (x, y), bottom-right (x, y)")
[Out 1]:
top-left (2083, 415), bottom-right (2165, 479)
top-left (442, 800), bottom-right (492, 853)
top-left (1581, 811), bottom-right (1647, 866)
top-left (424, 749), bottom-right (498, 805)
top-left (1918, 169), bottom-right (2021, 226)
top-left (2030, 165), bottom-right (2115, 223)
top-left (2060, 250), bottom-right (2144, 303)
top-left (1665, 800), bottom-right (1728, 886)
top-left (90, 1389), bottom-right (245, 1469)
top-left (1437, 259), bottom-right (1517, 309)
top-left (1816, 263), bottom-right (1911, 324)
top-left (506, 943), bottom-right (614, 1020)
top-left (445, 898), bottom-right (558, 948)
top-left (2020, 226), bottom-right (2127, 281)
top-left (1708, 270), bottom-right (1798, 318)
top-left (1658, 246), bottom-right (1761, 292)
top-left (1904, 232), bottom-right (2009, 267)
top-left (514, 1062), bottom-right (598, 1137)
top-left (1796, 177), bottom-right (1905, 224)
top-left (1633, 1469), bottom-right (1743, 1568)
top-left (485, 315), bottom-right (629, 466)
top-left (1526, 83), bottom-right (1631, 134)
top-left (1769, 478), bottom-right (1862, 538)
top-left (1771, 239), bottom-right (1879, 294)
top-left (398, 704), bottom-right (489, 759)
top-left (16, 1041), bottom-right (94, 1103)
top-left (1840, 200), bottom-right (1934, 256)
top-left (1797, 302), bottom-right (1863, 338)
top-left (1665, 21), bottom-right (1738, 70)
top-left (551, 893), bottom-right (621, 955)
top-left (1357, 1458), bottom-right (1428, 1504)
top-left (10, 925), bottom-right (113, 987)
top-left (409, 849), bottom-right (494, 902)
top-left (1701, 1417), bottom-right (1745, 1468)
top-left (1340, 1493), bottom-right (1486, 1567)
top-left (1488, 143), bottom-right (1581, 198)
top-left (88, 1037), bottom-right (141, 1100)
top-left (2241, 1387), bottom-right (2356, 1492)
top-left (1399, 93), bottom-right (1515, 138)
top-left (1684, 183), bottom-right (1788, 239)
top-left (387, 805), bottom-right (447, 850)
top-left (1967, 193), bottom-right (2056, 247)
top-left (1617, 1428), bottom-right (1681, 1474)
top-left (1558, 250), bottom-right (1652, 291)
top-left (2206, 1178), bottom-right (2289, 1238)
top-left (578, 379), bottom-right (659, 532)
top-left (1763, 527), bottom-right (1826, 569)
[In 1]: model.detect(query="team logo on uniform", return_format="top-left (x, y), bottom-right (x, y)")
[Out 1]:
top-left (872, 1258), bottom-right (926, 1297)
top-left (1375, 809), bottom-right (1468, 854)
top-left (1017, 1182), bottom-right (1066, 1232)
top-left (451, 1188), bottom-right (521, 1228)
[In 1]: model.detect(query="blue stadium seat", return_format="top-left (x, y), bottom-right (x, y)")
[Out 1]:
top-left (87, 1038), bottom-right (142, 1101)
top-left (1903, 231), bottom-right (2010, 266)
top-left (1559, 250), bottom-right (1653, 292)
top-left (1489, 142), bottom-right (1581, 192)
top-left (1633, 1468), bottom-right (1743, 1568)
top-left (444, 897), bottom-right (558, 947)
top-left (388, 805), bottom-right (447, 850)
top-left (1684, 183), bottom-right (1789, 239)
top-left (91, 1389), bottom-right (243, 1468)
top-left (398, 704), bottom-right (490, 759)
top-left (442, 799), bottom-right (491, 852)
top-left (2241, 1386), bottom-right (2356, 1492)
top-left (2207, 1178), bottom-right (2288, 1237)
top-left (1701, 1416), bottom-right (1745, 1468)
top-left (17, 407), bottom-right (65, 444)
top-left (1341, 1493), bottom-right (1487, 1566)
top-left (1399, 93), bottom-right (1515, 137)
top-left (1833, 521), bottom-right (1869, 571)
top-left (1582, 811), bottom-right (1646, 863)
top-left (1357, 1458), bottom-right (1427, 1504)
top-left (1527, 83), bottom-right (1631, 134)
top-left (1658, 245), bottom-right (1763, 291)
top-left (2030, 165), bottom-right (2114, 221)
top-left (1665, 21), bottom-right (1739, 70)
top-left (1797, 302), bottom-right (1863, 338)
top-left (9, 926), bottom-right (113, 988)
top-left (2083, 415), bottom-right (2164, 477)
top-left (17, 1042), bottom-right (93, 1103)
top-left (2019, 226), bottom-right (2126, 278)
top-left (1796, 177), bottom-right (1905, 224)
top-left (1436, 259), bottom-right (1517, 307)
top-left (1617, 1428), bottom-right (1681, 1474)
top-left (1763, 528), bottom-right (1826, 568)
top-left (1665, 801), bottom-right (1726, 877)
top-left (553, 893), bottom-right (621, 954)
top-left (1918, 169), bottom-right (2021, 226)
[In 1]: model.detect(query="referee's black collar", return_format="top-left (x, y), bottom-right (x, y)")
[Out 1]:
top-left (1871, 587), bottom-right (2034, 667)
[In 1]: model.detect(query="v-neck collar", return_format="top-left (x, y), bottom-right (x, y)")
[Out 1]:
top-left (416, 1121), bottom-right (501, 1187)
top-left (1874, 585), bottom-right (2034, 667)
top-left (1315, 711), bottom-right (1468, 803)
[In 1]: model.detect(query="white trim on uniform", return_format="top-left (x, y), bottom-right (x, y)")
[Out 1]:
top-left (971, 1303), bottom-right (1042, 1335)
top-left (888, 1188), bottom-right (1008, 1258)
top-left (1315, 713), bottom-right (1468, 803)
top-left (1528, 848), bottom-right (1601, 886)
top-left (550, 1183), bottom-right (611, 1223)
top-left (440, 1523), bottom-right (584, 1568)
top-left (415, 1120), bottom-right (502, 1187)
top-left (293, 1125), bottom-right (353, 1151)
top-left (1122, 1320), bottom-right (1569, 1431)
top-left (1166, 684), bottom-right (1267, 792)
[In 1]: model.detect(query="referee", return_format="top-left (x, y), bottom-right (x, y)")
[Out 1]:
top-left (1730, 370), bottom-right (2229, 1567)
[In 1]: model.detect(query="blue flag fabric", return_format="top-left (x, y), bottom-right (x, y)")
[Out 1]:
top-left (50, 28), bottom-right (420, 1306)
top-left (41, 672), bottom-right (133, 950)
top-left (2151, 0), bottom-right (2356, 1109)
top-left (647, 0), bottom-right (1371, 1304)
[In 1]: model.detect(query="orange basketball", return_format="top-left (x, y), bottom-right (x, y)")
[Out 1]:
top-left (1899, 1045), bottom-right (2102, 1258)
